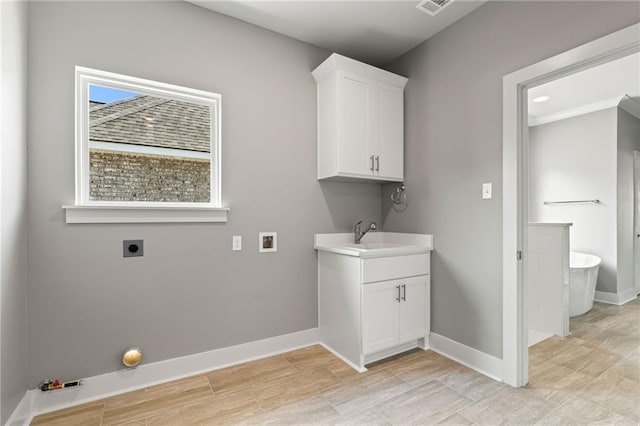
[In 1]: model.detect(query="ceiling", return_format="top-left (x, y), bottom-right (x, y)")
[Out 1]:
top-left (187, 0), bottom-right (487, 66)
top-left (528, 52), bottom-right (640, 126)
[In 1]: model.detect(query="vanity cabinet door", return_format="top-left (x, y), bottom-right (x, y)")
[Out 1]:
top-left (362, 275), bottom-right (430, 356)
top-left (398, 275), bottom-right (429, 344)
top-left (362, 280), bottom-right (400, 355)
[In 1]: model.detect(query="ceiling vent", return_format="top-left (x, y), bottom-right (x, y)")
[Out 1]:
top-left (416, 0), bottom-right (455, 16)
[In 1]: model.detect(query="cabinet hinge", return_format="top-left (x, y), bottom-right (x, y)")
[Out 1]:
top-left (517, 251), bottom-right (522, 261)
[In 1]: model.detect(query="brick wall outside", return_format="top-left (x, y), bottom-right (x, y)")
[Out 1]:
top-left (90, 150), bottom-right (210, 202)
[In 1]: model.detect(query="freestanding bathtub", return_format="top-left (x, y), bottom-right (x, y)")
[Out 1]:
top-left (569, 251), bottom-right (602, 317)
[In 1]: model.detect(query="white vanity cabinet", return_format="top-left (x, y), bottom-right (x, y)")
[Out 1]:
top-left (312, 54), bottom-right (407, 182)
top-left (362, 275), bottom-right (429, 355)
top-left (315, 233), bottom-right (433, 372)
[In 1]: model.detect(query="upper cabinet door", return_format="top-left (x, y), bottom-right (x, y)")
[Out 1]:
top-left (338, 72), bottom-right (373, 177)
top-left (375, 83), bottom-right (404, 181)
top-left (313, 53), bottom-right (407, 183)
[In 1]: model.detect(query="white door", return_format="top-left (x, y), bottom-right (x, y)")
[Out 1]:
top-left (362, 280), bottom-right (399, 354)
top-left (398, 275), bottom-right (429, 343)
top-left (338, 71), bottom-right (373, 177)
top-left (634, 151), bottom-right (640, 295)
top-left (375, 82), bottom-right (404, 180)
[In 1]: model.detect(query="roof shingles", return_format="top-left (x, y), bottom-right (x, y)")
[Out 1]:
top-left (89, 94), bottom-right (211, 153)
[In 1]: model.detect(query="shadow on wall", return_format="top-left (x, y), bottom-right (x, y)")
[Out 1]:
top-left (320, 181), bottom-right (382, 232)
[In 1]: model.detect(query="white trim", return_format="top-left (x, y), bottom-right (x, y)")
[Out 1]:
top-left (594, 290), bottom-right (619, 304)
top-left (620, 95), bottom-right (640, 120)
top-left (619, 288), bottom-right (639, 305)
top-left (18, 328), bottom-right (319, 422)
top-left (429, 333), bottom-right (503, 382)
top-left (5, 391), bottom-right (30, 426)
top-left (8, 328), bottom-right (513, 424)
top-left (62, 205), bottom-right (229, 224)
top-left (618, 95), bottom-right (640, 119)
top-left (503, 23), bottom-right (640, 388)
top-left (75, 66), bottom-right (222, 209)
top-left (635, 150), bottom-right (640, 296)
top-left (528, 96), bottom-right (623, 127)
top-left (89, 141), bottom-right (210, 160)
top-left (502, 62), bottom-right (527, 388)
top-left (595, 289), bottom-right (638, 305)
top-left (312, 53), bottom-right (407, 88)
top-left (318, 342), bottom-right (367, 373)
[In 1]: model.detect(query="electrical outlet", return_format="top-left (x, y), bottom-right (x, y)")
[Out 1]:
top-left (123, 240), bottom-right (143, 257)
top-left (482, 183), bottom-right (492, 199)
top-left (232, 236), bottom-right (242, 251)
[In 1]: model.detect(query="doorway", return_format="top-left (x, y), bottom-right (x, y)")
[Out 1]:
top-left (502, 23), bottom-right (640, 387)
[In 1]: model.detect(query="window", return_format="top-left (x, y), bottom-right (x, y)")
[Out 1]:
top-left (65, 67), bottom-right (226, 223)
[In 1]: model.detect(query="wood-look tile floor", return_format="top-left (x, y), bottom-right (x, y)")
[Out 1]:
top-left (32, 299), bottom-right (639, 425)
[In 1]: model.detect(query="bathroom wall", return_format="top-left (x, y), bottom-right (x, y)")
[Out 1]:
top-left (27, 1), bottom-right (381, 387)
top-left (1, 0), bottom-right (29, 422)
top-left (383, 2), bottom-right (639, 358)
top-left (529, 108), bottom-right (618, 294)
top-left (617, 102), bottom-right (640, 296)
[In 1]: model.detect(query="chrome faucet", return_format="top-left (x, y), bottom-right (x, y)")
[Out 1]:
top-left (354, 220), bottom-right (377, 244)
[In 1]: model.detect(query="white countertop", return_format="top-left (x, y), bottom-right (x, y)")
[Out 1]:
top-left (314, 232), bottom-right (434, 258)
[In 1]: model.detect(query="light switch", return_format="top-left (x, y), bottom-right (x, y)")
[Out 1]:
top-left (232, 236), bottom-right (242, 251)
top-left (482, 183), bottom-right (492, 199)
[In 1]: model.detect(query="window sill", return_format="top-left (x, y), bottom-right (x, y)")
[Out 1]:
top-left (62, 205), bottom-right (229, 224)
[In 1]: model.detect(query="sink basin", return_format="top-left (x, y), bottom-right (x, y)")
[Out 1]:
top-left (342, 242), bottom-right (407, 251)
top-left (314, 232), bottom-right (434, 258)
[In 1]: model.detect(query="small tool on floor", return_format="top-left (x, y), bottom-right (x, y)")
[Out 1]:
top-left (39, 379), bottom-right (84, 392)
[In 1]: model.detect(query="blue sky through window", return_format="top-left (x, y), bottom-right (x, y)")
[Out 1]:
top-left (90, 85), bottom-right (139, 103)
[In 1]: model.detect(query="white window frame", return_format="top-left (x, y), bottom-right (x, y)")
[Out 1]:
top-left (64, 66), bottom-right (227, 223)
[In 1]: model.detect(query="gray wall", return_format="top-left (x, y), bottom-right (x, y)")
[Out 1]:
top-left (530, 104), bottom-right (640, 297)
top-left (382, 2), bottom-right (640, 358)
top-left (529, 109), bottom-right (618, 294)
top-left (1, 0), bottom-right (29, 422)
top-left (617, 105), bottom-right (640, 295)
top-left (27, 1), bottom-right (380, 388)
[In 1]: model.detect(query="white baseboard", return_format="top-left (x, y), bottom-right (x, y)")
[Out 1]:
top-left (429, 332), bottom-right (503, 382)
top-left (318, 343), bottom-right (366, 373)
top-left (595, 289), bottom-right (638, 305)
top-left (5, 391), bottom-right (31, 426)
top-left (595, 290), bottom-right (619, 304)
top-left (15, 328), bottom-right (319, 424)
top-left (618, 288), bottom-right (639, 305)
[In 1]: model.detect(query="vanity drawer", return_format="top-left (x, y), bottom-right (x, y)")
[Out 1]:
top-left (362, 253), bottom-right (430, 283)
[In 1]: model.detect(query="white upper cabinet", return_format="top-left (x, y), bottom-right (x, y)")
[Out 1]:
top-left (312, 54), bottom-right (408, 182)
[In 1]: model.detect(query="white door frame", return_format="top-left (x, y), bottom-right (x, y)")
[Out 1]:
top-left (634, 150), bottom-right (640, 295)
top-left (502, 23), bottom-right (640, 387)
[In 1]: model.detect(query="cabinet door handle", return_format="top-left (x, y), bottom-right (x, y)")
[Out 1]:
top-left (370, 155), bottom-right (375, 171)
top-left (375, 155), bottom-right (380, 172)
top-left (395, 285), bottom-right (401, 302)
top-left (402, 284), bottom-right (406, 301)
